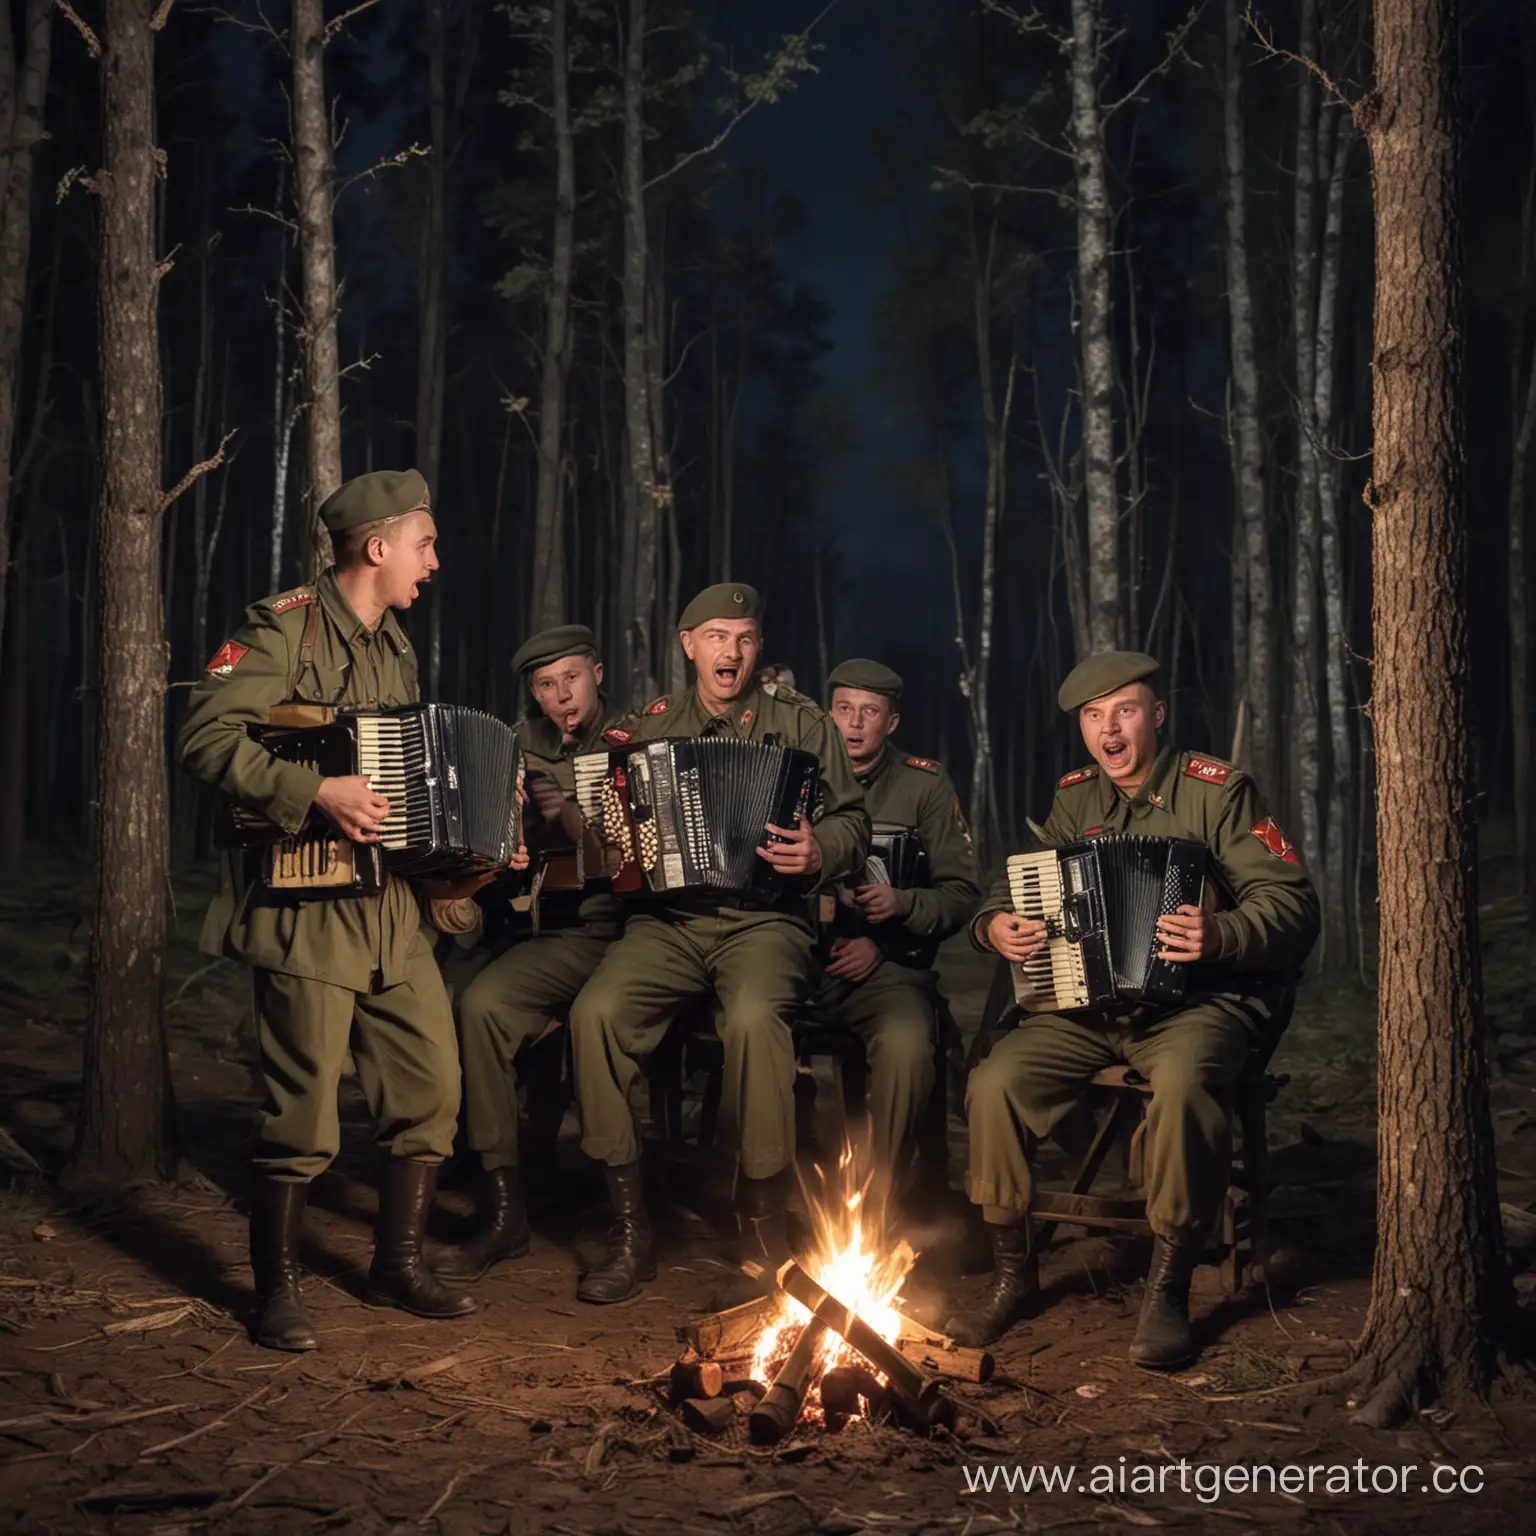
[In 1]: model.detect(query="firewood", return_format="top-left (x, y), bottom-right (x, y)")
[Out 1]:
top-left (678, 1397), bottom-right (735, 1435)
top-left (675, 1296), bottom-right (775, 1357)
top-left (748, 1318), bottom-right (828, 1445)
top-left (668, 1358), bottom-right (724, 1402)
top-left (818, 1365), bottom-right (888, 1429)
top-left (894, 1334), bottom-right (996, 1384)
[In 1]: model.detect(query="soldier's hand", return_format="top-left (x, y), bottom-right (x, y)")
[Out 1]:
top-left (509, 845), bottom-right (532, 872)
top-left (526, 770), bottom-right (567, 824)
top-left (759, 816), bottom-right (822, 876)
top-left (315, 775), bottom-right (391, 842)
top-left (854, 883), bottom-right (911, 925)
top-left (826, 935), bottom-right (882, 983)
top-left (986, 912), bottom-right (1048, 963)
top-left (1156, 904), bottom-right (1221, 963)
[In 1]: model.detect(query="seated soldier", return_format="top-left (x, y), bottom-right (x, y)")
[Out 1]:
top-left (567, 584), bottom-right (870, 1304)
top-left (945, 651), bottom-right (1318, 1368)
top-left (432, 625), bottom-right (626, 1283)
top-left (818, 659), bottom-right (982, 1190)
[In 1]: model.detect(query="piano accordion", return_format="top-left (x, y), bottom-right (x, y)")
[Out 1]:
top-left (229, 704), bottom-right (523, 897)
top-left (574, 737), bottom-right (818, 902)
top-left (1006, 834), bottom-right (1207, 1012)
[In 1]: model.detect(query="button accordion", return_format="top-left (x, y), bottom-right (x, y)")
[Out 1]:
top-left (229, 704), bottom-right (523, 897)
top-left (574, 737), bottom-right (818, 902)
top-left (861, 827), bottom-right (925, 889)
top-left (1006, 834), bottom-right (1207, 1011)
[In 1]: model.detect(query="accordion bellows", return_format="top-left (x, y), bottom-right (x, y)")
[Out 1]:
top-left (232, 704), bottom-right (523, 897)
top-left (575, 737), bottom-right (819, 902)
top-left (1007, 834), bottom-right (1207, 1012)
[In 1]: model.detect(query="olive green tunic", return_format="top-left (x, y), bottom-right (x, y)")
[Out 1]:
top-left (177, 571), bottom-right (459, 1179)
top-left (964, 745), bottom-right (1319, 1238)
top-left (569, 683), bottom-right (871, 1181)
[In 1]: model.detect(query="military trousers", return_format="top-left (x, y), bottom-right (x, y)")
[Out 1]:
top-left (815, 963), bottom-right (937, 1177)
top-left (569, 909), bottom-right (814, 1181)
top-left (456, 925), bottom-right (611, 1172)
top-left (251, 935), bottom-right (460, 1182)
top-left (963, 997), bottom-right (1261, 1240)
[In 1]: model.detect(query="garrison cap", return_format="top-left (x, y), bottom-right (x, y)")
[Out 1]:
top-left (1058, 651), bottom-right (1161, 713)
top-left (827, 658), bottom-right (904, 702)
top-left (678, 581), bottom-right (762, 630)
top-left (512, 623), bottom-right (598, 676)
top-left (319, 469), bottom-right (431, 533)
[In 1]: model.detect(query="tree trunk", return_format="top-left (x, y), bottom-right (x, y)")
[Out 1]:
top-left (0, 0), bottom-right (53, 685)
top-left (1222, 0), bottom-right (1270, 783)
top-left (418, 0), bottom-right (448, 696)
top-left (1069, 0), bottom-right (1119, 652)
top-left (269, 166), bottom-right (294, 591)
top-left (1348, 0), bottom-right (1509, 1424)
top-left (532, 0), bottom-right (574, 630)
top-left (293, 0), bottom-right (340, 575)
top-left (72, 0), bottom-right (177, 1187)
top-left (621, 0), bottom-right (657, 701)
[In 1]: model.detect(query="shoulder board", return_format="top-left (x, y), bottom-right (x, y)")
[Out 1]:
top-left (770, 683), bottom-right (816, 708)
top-left (1058, 765), bottom-right (1098, 789)
top-left (644, 696), bottom-right (670, 716)
top-left (1183, 754), bottom-right (1234, 787)
top-left (267, 587), bottom-right (315, 615)
top-left (904, 755), bottom-right (940, 774)
top-left (602, 726), bottom-right (635, 746)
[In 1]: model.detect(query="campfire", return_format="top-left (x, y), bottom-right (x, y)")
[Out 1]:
top-left (665, 1149), bottom-right (995, 1446)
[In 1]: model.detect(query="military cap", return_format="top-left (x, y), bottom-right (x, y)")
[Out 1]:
top-left (1058, 651), bottom-right (1161, 713)
top-left (827, 658), bottom-right (904, 701)
top-left (678, 581), bottom-right (762, 630)
top-left (319, 469), bottom-right (431, 533)
top-left (512, 623), bottom-right (598, 676)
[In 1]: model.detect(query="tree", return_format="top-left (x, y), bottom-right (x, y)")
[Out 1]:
top-left (1345, 0), bottom-right (1510, 1424)
top-left (71, 0), bottom-right (178, 1187)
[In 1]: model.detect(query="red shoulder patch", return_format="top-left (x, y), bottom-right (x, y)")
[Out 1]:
top-left (1251, 817), bottom-right (1300, 863)
top-left (205, 640), bottom-right (249, 677)
top-left (905, 755), bottom-right (940, 774)
top-left (1183, 755), bottom-right (1233, 786)
top-left (1083, 825), bottom-right (1105, 836)
top-left (1058, 765), bottom-right (1098, 789)
top-left (645, 697), bottom-right (669, 715)
top-left (602, 727), bottom-right (634, 746)
top-left (269, 589), bottom-right (314, 614)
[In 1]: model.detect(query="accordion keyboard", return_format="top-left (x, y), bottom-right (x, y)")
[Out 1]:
top-left (356, 714), bottom-right (430, 851)
top-left (1006, 850), bottom-right (1091, 1011)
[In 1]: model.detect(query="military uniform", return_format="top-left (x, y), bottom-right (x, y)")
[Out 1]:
top-left (965, 745), bottom-right (1319, 1238)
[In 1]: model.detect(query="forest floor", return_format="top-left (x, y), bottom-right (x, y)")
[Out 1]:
top-left (2, 854), bottom-right (1536, 1535)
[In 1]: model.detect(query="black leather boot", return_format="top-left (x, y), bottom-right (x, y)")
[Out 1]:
top-left (577, 1162), bottom-right (656, 1304)
top-left (943, 1220), bottom-right (1039, 1347)
top-left (437, 1167), bottom-right (531, 1284)
top-left (250, 1177), bottom-right (318, 1352)
top-left (739, 1170), bottom-right (792, 1273)
top-left (1128, 1235), bottom-right (1198, 1369)
top-left (365, 1160), bottom-right (476, 1319)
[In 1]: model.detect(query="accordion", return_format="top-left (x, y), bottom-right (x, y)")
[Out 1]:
top-left (1007, 834), bottom-right (1207, 1012)
top-left (575, 737), bottom-right (818, 903)
top-left (230, 704), bottom-right (523, 897)
top-left (860, 827), bottom-right (925, 889)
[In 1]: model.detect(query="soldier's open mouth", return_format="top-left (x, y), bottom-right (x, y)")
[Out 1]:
top-left (715, 665), bottom-right (740, 684)
top-left (1102, 741), bottom-right (1128, 767)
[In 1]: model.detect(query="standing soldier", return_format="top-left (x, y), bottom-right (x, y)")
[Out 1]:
top-left (945, 652), bottom-right (1318, 1368)
top-left (820, 659), bottom-right (982, 1189)
top-left (568, 584), bottom-right (870, 1303)
top-left (435, 626), bottom-right (627, 1283)
top-left (179, 470), bottom-right (476, 1352)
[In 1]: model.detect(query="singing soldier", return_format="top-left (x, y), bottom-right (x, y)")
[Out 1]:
top-left (567, 583), bottom-right (871, 1303)
top-left (946, 651), bottom-right (1318, 1368)
top-left (178, 470), bottom-right (478, 1352)
top-left (434, 625), bottom-right (627, 1282)
top-left (819, 658), bottom-right (981, 1189)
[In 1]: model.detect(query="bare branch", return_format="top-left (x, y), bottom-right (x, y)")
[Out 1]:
top-left (56, 165), bottom-right (100, 202)
top-left (1243, 2), bottom-right (1357, 112)
top-left (335, 143), bottom-right (430, 198)
top-left (53, 0), bottom-right (101, 57)
top-left (205, 4), bottom-right (285, 43)
top-left (323, 0), bottom-right (380, 45)
top-left (150, 0), bottom-right (176, 32)
top-left (337, 351), bottom-right (380, 382)
top-left (159, 430), bottom-right (237, 514)
top-left (1102, 2), bottom-right (1209, 119)
top-left (981, 1), bottom-right (1070, 50)
top-left (937, 171), bottom-right (1075, 206)
top-left (231, 202), bottom-right (300, 232)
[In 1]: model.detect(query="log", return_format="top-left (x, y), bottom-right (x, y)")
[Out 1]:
top-left (748, 1318), bottom-right (828, 1445)
top-left (818, 1365), bottom-right (888, 1429)
top-left (676, 1296), bottom-right (774, 1357)
top-left (774, 1260), bottom-right (954, 1431)
top-left (894, 1334), bottom-right (996, 1385)
top-left (678, 1397), bottom-right (735, 1435)
top-left (669, 1358), bottom-right (724, 1402)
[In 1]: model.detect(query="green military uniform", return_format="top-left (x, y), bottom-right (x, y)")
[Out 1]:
top-left (454, 626), bottom-right (626, 1174)
top-left (569, 593), bottom-right (870, 1183)
top-left (965, 737), bottom-right (1319, 1239)
top-left (178, 482), bottom-right (458, 1183)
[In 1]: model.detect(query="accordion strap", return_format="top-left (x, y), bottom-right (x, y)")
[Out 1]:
top-left (297, 590), bottom-right (320, 681)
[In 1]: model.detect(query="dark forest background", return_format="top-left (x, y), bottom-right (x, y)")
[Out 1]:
top-left (3, 0), bottom-right (1534, 985)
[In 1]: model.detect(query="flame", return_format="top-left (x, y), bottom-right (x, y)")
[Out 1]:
top-left (748, 1145), bottom-right (916, 1416)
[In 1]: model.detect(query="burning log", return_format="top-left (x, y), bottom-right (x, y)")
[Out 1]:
top-left (668, 1357), bottom-right (724, 1402)
top-left (894, 1333), bottom-right (995, 1385)
top-left (676, 1296), bottom-right (775, 1357)
top-left (748, 1318), bottom-right (829, 1445)
top-left (818, 1364), bottom-right (888, 1429)
top-left (775, 1260), bottom-right (955, 1432)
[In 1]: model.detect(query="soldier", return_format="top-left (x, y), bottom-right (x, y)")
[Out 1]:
top-left (945, 651), bottom-right (1319, 1369)
top-left (434, 625), bottom-right (626, 1283)
top-left (179, 470), bottom-right (477, 1352)
top-left (567, 583), bottom-right (871, 1303)
top-left (819, 659), bottom-right (982, 1187)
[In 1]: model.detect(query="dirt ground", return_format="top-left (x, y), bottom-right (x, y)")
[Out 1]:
top-left (2, 853), bottom-right (1536, 1535)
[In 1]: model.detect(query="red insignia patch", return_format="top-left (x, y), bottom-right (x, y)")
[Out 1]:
top-left (1083, 825), bottom-right (1105, 836)
top-left (952, 793), bottom-right (973, 843)
top-left (205, 640), bottom-right (249, 676)
top-left (645, 697), bottom-right (669, 715)
top-left (905, 756), bottom-right (940, 774)
top-left (742, 709), bottom-right (753, 726)
top-left (1250, 817), bottom-right (1299, 863)
top-left (602, 727), bottom-right (633, 746)
top-left (269, 589), bottom-right (314, 614)
top-left (1058, 765), bottom-right (1098, 789)
top-left (1183, 755), bottom-right (1233, 786)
